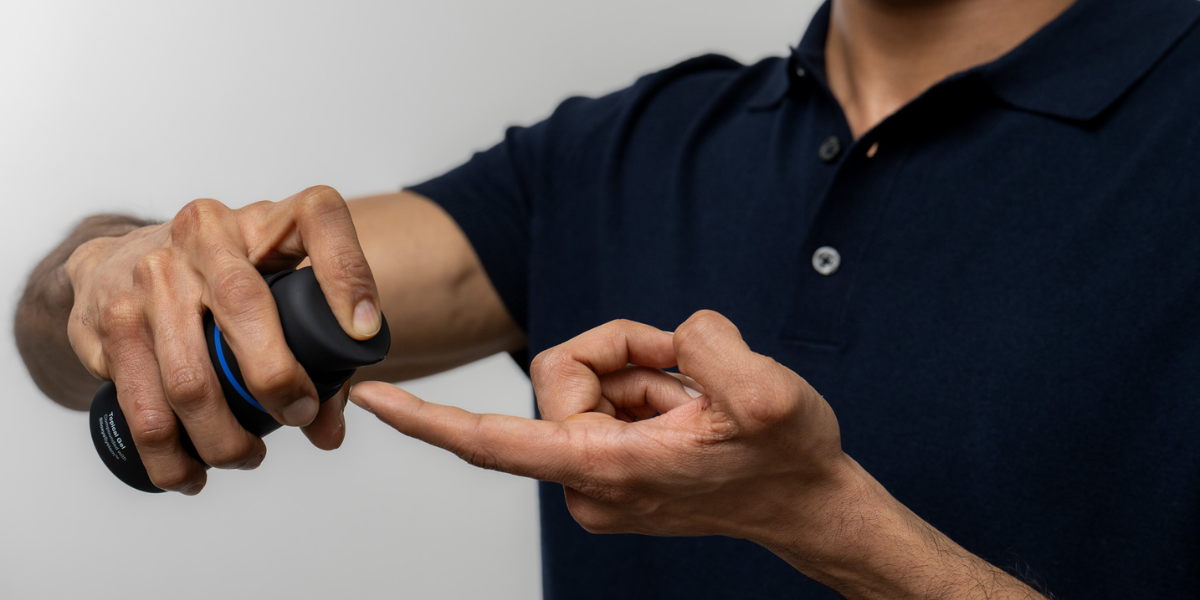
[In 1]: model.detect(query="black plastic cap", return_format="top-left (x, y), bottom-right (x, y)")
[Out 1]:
top-left (269, 268), bottom-right (391, 371)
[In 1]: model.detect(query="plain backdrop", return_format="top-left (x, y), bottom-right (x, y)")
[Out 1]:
top-left (0, 1), bottom-right (822, 598)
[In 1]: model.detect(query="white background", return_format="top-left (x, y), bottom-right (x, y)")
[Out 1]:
top-left (0, 1), bottom-right (821, 598)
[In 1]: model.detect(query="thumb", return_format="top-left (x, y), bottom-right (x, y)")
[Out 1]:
top-left (672, 310), bottom-right (754, 382)
top-left (672, 310), bottom-right (783, 415)
top-left (281, 186), bottom-right (382, 340)
top-left (674, 311), bottom-right (821, 430)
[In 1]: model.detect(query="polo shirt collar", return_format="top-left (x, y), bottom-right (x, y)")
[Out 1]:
top-left (976, 0), bottom-right (1200, 121)
top-left (750, 0), bottom-right (1200, 122)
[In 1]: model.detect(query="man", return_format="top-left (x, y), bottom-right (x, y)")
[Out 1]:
top-left (16, 0), bottom-right (1200, 597)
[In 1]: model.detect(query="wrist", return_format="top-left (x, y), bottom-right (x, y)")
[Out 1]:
top-left (749, 454), bottom-right (905, 575)
top-left (764, 456), bottom-right (924, 592)
top-left (753, 455), bottom-right (1045, 600)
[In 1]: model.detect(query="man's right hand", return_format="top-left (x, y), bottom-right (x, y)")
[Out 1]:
top-left (63, 185), bottom-right (380, 494)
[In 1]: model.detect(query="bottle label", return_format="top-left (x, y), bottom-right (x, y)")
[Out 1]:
top-left (97, 410), bottom-right (129, 463)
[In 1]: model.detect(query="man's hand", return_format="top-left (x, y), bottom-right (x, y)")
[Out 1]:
top-left (350, 310), bottom-right (1049, 600)
top-left (356, 310), bottom-right (847, 537)
top-left (63, 185), bottom-right (380, 494)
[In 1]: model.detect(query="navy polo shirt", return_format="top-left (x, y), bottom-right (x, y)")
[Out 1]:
top-left (410, 0), bottom-right (1200, 597)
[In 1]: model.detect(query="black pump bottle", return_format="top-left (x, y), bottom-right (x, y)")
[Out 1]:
top-left (89, 267), bottom-right (391, 492)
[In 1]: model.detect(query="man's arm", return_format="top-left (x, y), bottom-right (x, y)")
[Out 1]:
top-left (350, 310), bottom-right (1048, 600)
top-left (14, 186), bottom-right (523, 493)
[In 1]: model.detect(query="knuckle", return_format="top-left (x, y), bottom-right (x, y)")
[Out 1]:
top-left (128, 402), bottom-right (178, 451)
top-left (65, 237), bottom-right (103, 278)
top-left (529, 349), bottom-right (551, 377)
top-left (603, 319), bottom-right (643, 348)
top-left (171, 198), bottom-right (228, 240)
top-left (163, 365), bottom-right (213, 411)
top-left (239, 199), bottom-right (275, 214)
top-left (131, 249), bottom-right (175, 288)
top-left (97, 297), bottom-right (143, 339)
top-left (609, 318), bottom-right (638, 332)
top-left (328, 247), bottom-right (372, 279)
top-left (244, 359), bottom-right (301, 400)
top-left (530, 348), bottom-right (582, 402)
top-left (675, 309), bottom-right (723, 344)
top-left (233, 202), bottom-right (277, 251)
top-left (296, 185), bottom-right (346, 215)
top-left (211, 266), bottom-right (269, 317)
top-left (530, 348), bottom-right (570, 380)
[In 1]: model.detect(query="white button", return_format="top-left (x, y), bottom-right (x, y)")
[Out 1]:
top-left (812, 246), bottom-right (841, 275)
top-left (794, 65), bottom-right (807, 78)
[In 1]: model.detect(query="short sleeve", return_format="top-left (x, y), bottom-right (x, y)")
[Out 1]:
top-left (407, 93), bottom-right (626, 332)
top-left (407, 54), bottom-right (745, 333)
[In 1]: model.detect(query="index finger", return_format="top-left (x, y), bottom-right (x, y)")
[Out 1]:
top-left (531, 319), bottom-right (676, 421)
top-left (172, 199), bottom-right (319, 427)
top-left (349, 381), bottom-right (585, 486)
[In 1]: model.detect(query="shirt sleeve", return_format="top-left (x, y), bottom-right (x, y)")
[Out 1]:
top-left (406, 94), bottom-right (624, 333)
top-left (407, 54), bottom-right (745, 333)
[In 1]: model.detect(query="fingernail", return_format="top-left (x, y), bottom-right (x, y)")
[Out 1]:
top-left (349, 394), bottom-right (374, 414)
top-left (353, 298), bottom-right (380, 337)
top-left (239, 452), bottom-right (266, 471)
top-left (181, 481), bottom-right (205, 496)
top-left (683, 385), bottom-right (703, 399)
top-left (282, 396), bottom-right (319, 426)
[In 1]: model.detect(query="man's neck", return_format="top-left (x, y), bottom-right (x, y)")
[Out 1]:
top-left (825, 0), bottom-right (1077, 139)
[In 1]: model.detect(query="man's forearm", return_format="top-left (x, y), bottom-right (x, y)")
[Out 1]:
top-left (15, 214), bottom-right (155, 410)
top-left (758, 458), bottom-right (1049, 600)
top-left (342, 191), bottom-right (526, 382)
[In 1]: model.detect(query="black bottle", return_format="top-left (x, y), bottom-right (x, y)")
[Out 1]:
top-left (89, 267), bottom-right (391, 492)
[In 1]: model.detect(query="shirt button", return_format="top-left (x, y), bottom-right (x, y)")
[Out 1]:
top-left (812, 246), bottom-right (841, 276)
top-left (794, 65), bottom-right (807, 78)
top-left (818, 136), bottom-right (842, 162)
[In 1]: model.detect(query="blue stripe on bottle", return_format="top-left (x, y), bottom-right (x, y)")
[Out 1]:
top-left (214, 324), bottom-right (268, 413)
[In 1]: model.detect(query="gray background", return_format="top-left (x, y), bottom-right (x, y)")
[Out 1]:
top-left (0, 1), bottom-right (821, 598)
